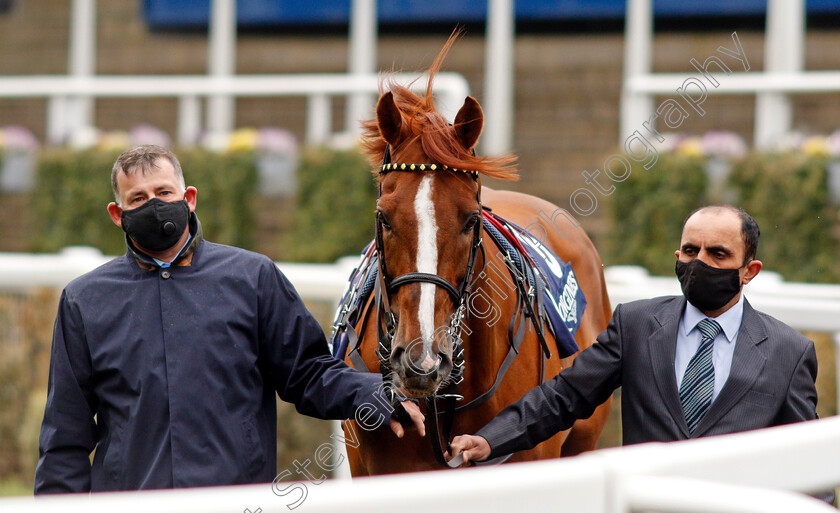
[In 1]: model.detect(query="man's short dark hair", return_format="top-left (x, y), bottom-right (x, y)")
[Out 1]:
top-left (111, 145), bottom-right (184, 205)
top-left (682, 205), bottom-right (760, 265)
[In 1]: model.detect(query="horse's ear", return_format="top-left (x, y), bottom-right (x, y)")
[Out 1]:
top-left (454, 96), bottom-right (483, 151)
top-left (376, 91), bottom-right (402, 146)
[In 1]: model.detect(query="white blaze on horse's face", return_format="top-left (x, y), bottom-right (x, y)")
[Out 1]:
top-left (413, 174), bottom-right (442, 372)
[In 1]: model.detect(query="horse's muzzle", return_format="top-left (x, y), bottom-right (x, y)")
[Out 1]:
top-left (389, 345), bottom-right (453, 397)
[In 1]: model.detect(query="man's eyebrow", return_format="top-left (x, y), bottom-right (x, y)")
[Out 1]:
top-left (705, 244), bottom-right (733, 255)
top-left (681, 243), bottom-right (700, 250)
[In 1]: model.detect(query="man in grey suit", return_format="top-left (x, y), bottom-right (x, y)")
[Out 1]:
top-left (451, 205), bottom-right (821, 464)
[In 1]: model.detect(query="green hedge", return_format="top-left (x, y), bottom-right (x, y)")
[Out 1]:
top-left (609, 151), bottom-right (840, 283)
top-left (282, 147), bottom-right (377, 263)
top-left (31, 149), bottom-right (122, 253)
top-left (30, 149), bottom-right (259, 255)
top-left (27, 147), bottom-right (376, 262)
top-left (21, 146), bottom-right (840, 283)
top-left (729, 152), bottom-right (839, 283)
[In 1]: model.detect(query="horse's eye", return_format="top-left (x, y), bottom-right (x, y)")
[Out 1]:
top-left (378, 212), bottom-right (392, 231)
top-left (462, 214), bottom-right (478, 234)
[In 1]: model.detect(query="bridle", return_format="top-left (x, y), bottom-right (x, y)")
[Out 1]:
top-left (374, 145), bottom-right (486, 465)
top-left (368, 145), bottom-right (538, 468)
top-left (374, 144), bottom-right (484, 384)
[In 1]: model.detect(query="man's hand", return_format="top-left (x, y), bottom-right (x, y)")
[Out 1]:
top-left (449, 435), bottom-right (491, 465)
top-left (389, 400), bottom-right (425, 438)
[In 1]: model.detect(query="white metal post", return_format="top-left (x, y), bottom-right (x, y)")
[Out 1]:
top-left (331, 420), bottom-right (352, 479)
top-left (755, 0), bottom-right (805, 149)
top-left (346, 0), bottom-right (377, 137)
top-left (619, 0), bottom-right (654, 143)
top-left (306, 94), bottom-right (332, 145)
top-left (67, 0), bottom-right (96, 140)
top-left (47, 96), bottom-right (69, 146)
top-left (177, 95), bottom-right (202, 146)
top-left (208, 0), bottom-right (236, 137)
top-left (481, 0), bottom-right (515, 156)
top-left (834, 332), bottom-right (840, 417)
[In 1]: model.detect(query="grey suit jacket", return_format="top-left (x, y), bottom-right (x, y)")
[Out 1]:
top-left (477, 295), bottom-right (819, 459)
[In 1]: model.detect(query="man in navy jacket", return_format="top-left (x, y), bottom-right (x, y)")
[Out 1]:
top-left (35, 145), bottom-right (422, 493)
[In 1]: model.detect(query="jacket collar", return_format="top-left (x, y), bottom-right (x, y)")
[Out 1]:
top-left (127, 212), bottom-right (203, 270)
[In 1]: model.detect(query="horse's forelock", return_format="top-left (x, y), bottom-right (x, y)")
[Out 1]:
top-left (360, 31), bottom-right (519, 181)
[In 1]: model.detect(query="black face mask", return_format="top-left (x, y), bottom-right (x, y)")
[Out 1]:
top-left (675, 258), bottom-right (743, 312)
top-left (121, 198), bottom-right (190, 252)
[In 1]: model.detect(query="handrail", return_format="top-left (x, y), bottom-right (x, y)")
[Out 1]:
top-left (0, 73), bottom-right (469, 98)
top-left (0, 72), bottom-right (470, 146)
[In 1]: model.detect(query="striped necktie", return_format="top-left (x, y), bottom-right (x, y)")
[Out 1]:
top-left (680, 318), bottom-right (723, 434)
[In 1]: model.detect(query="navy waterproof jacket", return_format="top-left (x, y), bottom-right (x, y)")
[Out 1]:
top-left (35, 228), bottom-right (385, 493)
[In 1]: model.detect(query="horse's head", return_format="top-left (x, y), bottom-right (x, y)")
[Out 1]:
top-left (373, 92), bottom-right (484, 397)
top-left (361, 37), bottom-right (517, 398)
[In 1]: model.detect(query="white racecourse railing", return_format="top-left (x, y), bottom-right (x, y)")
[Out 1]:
top-left (0, 72), bottom-right (470, 146)
top-left (1, 248), bottom-right (839, 512)
top-left (1, 416), bottom-right (838, 513)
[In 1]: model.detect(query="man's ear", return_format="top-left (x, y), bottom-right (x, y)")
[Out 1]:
top-left (107, 202), bottom-right (122, 228)
top-left (741, 259), bottom-right (763, 285)
top-left (185, 186), bottom-right (197, 213)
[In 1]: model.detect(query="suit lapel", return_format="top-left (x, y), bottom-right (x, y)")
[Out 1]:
top-left (648, 297), bottom-right (689, 438)
top-left (694, 298), bottom-right (767, 436)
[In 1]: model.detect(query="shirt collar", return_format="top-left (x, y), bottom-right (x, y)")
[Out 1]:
top-left (153, 233), bottom-right (193, 268)
top-left (681, 292), bottom-right (745, 343)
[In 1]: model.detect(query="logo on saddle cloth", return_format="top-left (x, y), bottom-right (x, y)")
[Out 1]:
top-left (510, 227), bottom-right (587, 355)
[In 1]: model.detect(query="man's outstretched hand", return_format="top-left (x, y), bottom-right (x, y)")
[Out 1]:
top-left (390, 400), bottom-right (425, 438)
top-left (449, 435), bottom-right (491, 465)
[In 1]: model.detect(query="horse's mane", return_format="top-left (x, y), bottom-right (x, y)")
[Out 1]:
top-left (360, 32), bottom-right (519, 181)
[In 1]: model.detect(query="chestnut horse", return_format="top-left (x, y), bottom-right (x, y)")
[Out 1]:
top-left (340, 36), bottom-right (612, 475)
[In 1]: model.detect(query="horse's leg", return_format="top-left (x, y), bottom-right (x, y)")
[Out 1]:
top-left (343, 420), bottom-right (370, 477)
top-left (346, 448), bottom-right (369, 476)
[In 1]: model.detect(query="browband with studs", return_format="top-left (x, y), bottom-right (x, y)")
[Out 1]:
top-left (380, 162), bottom-right (478, 178)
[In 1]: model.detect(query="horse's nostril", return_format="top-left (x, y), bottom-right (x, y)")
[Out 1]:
top-left (389, 346), bottom-right (405, 370)
top-left (438, 352), bottom-right (453, 374)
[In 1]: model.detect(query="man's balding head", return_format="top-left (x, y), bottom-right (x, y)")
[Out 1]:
top-left (682, 206), bottom-right (759, 265)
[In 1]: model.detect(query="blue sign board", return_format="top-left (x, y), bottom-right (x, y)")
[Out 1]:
top-left (144, 0), bottom-right (840, 29)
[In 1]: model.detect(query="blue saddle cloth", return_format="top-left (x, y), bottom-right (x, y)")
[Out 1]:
top-left (330, 214), bottom-right (587, 361)
top-left (505, 221), bottom-right (587, 357)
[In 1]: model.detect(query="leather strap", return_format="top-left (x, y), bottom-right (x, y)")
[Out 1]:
top-left (389, 272), bottom-right (460, 300)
